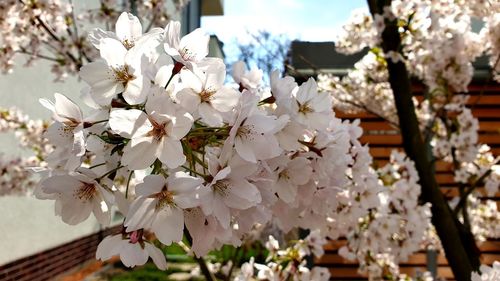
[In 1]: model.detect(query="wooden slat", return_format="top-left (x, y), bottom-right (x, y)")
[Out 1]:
top-left (441, 187), bottom-right (500, 199)
top-left (359, 121), bottom-right (500, 132)
top-left (336, 108), bottom-right (500, 119)
top-left (323, 240), bottom-right (500, 252)
top-left (413, 95), bottom-right (500, 106)
top-left (361, 134), bottom-right (500, 145)
top-left (411, 84), bottom-right (499, 93)
top-left (359, 121), bottom-right (396, 131)
top-left (327, 266), bottom-right (454, 279)
top-left (318, 254), bottom-right (500, 266)
top-left (479, 121), bottom-right (500, 132)
top-left (370, 147), bottom-right (500, 159)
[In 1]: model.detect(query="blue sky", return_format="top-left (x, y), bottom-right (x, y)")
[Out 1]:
top-left (201, 0), bottom-right (367, 43)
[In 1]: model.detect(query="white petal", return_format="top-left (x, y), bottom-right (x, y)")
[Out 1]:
top-left (145, 92), bottom-right (177, 116)
top-left (96, 235), bottom-right (122, 260)
top-left (213, 166), bottom-right (231, 182)
top-left (295, 78), bottom-right (317, 104)
top-left (54, 93), bottom-right (82, 122)
top-left (89, 28), bottom-right (118, 49)
top-left (180, 68), bottom-right (204, 93)
top-left (72, 128), bottom-right (86, 157)
top-left (275, 179), bottom-right (297, 203)
top-left (41, 174), bottom-right (80, 194)
top-left (92, 199), bottom-right (111, 225)
top-left (115, 12), bottom-right (142, 43)
top-left (178, 28), bottom-right (209, 62)
top-left (154, 64), bottom-right (174, 87)
top-left (211, 87), bottom-right (239, 112)
top-left (213, 198), bottom-right (230, 228)
top-left (144, 243), bottom-right (168, 270)
top-left (100, 38), bottom-right (127, 67)
top-left (123, 75), bottom-right (149, 105)
top-left (199, 103), bottom-right (223, 127)
top-left (45, 122), bottom-right (73, 147)
top-left (109, 109), bottom-right (151, 139)
top-left (121, 243), bottom-right (148, 268)
top-left (177, 88), bottom-right (201, 113)
top-left (224, 180), bottom-right (261, 209)
top-left (169, 172), bottom-right (202, 193)
top-left (164, 21), bottom-right (181, 51)
top-left (152, 207), bottom-right (184, 245)
top-left (91, 80), bottom-right (121, 106)
top-left (170, 112), bottom-right (193, 139)
top-left (204, 59), bottom-right (225, 90)
top-left (158, 137), bottom-right (185, 169)
top-left (122, 141), bottom-right (159, 170)
top-left (288, 158), bottom-right (312, 185)
top-left (137, 175), bottom-right (166, 197)
top-left (60, 199), bottom-right (92, 225)
top-left (232, 61), bottom-right (245, 83)
top-left (79, 60), bottom-right (112, 84)
top-left (39, 98), bottom-right (55, 113)
top-left (235, 137), bottom-right (257, 163)
top-left (125, 197), bottom-right (156, 231)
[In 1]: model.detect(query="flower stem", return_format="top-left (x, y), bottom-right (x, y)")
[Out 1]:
top-left (125, 170), bottom-right (133, 199)
top-left (88, 162), bottom-right (106, 169)
top-left (183, 229), bottom-right (216, 281)
top-left (97, 165), bottom-right (124, 181)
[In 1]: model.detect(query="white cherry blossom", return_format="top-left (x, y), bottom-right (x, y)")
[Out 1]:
top-left (125, 173), bottom-right (202, 245)
top-left (177, 58), bottom-right (239, 126)
top-left (109, 94), bottom-right (193, 170)
top-left (164, 21), bottom-right (209, 69)
top-left (39, 168), bottom-right (113, 225)
top-left (200, 153), bottom-right (261, 229)
top-left (96, 232), bottom-right (167, 270)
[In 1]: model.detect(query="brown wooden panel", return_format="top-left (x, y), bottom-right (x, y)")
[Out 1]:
top-left (324, 240), bottom-right (500, 252)
top-left (411, 84), bottom-right (500, 93)
top-left (361, 134), bottom-right (500, 145)
top-left (360, 121), bottom-right (500, 132)
top-left (318, 253), bottom-right (500, 266)
top-left (479, 122), bottom-right (500, 132)
top-left (370, 148), bottom-right (500, 159)
top-left (413, 95), bottom-right (500, 106)
top-left (336, 108), bottom-right (500, 120)
top-left (359, 121), bottom-right (397, 131)
top-left (327, 266), bottom-right (454, 280)
top-left (441, 187), bottom-right (500, 198)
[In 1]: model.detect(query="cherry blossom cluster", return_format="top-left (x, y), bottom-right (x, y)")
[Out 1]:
top-left (334, 8), bottom-right (379, 55)
top-left (234, 231), bottom-right (330, 281)
top-left (464, 196), bottom-right (500, 243)
top-left (339, 151), bottom-right (433, 279)
top-left (317, 50), bottom-right (398, 124)
top-left (0, 155), bottom-right (40, 196)
top-left (0, 107), bottom-right (51, 195)
top-left (34, 13), bottom-right (387, 275)
top-left (0, 0), bottom-right (188, 81)
top-left (472, 261), bottom-right (500, 281)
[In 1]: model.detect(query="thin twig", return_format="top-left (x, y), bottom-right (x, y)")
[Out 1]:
top-left (15, 49), bottom-right (60, 62)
